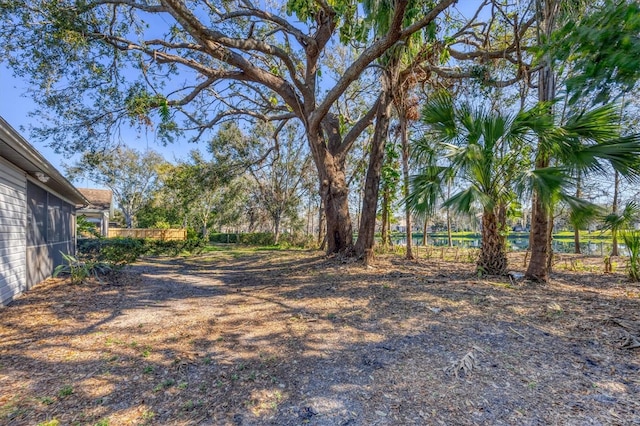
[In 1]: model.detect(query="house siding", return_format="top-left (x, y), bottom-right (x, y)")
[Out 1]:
top-left (0, 157), bottom-right (27, 306)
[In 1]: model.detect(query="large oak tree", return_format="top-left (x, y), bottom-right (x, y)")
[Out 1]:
top-left (0, 0), bottom-right (465, 255)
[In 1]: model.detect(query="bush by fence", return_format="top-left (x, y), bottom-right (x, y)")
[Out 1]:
top-left (107, 228), bottom-right (186, 241)
top-left (78, 237), bottom-right (206, 265)
top-left (209, 232), bottom-right (314, 248)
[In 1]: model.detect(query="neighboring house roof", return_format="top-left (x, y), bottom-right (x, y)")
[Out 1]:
top-left (0, 116), bottom-right (88, 205)
top-left (77, 188), bottom-right (113, 210)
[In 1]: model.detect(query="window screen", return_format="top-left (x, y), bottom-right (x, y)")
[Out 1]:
top-left (27, 181), bottom-right (47, 247)
top-left (27, 181), bottom-right (75, 247)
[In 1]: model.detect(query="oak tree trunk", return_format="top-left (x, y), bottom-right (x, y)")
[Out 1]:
top-left (309, 131), bottom-right (353, 254)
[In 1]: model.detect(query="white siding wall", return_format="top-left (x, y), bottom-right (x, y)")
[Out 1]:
top-left (0, 157), bottom-right (26, 306)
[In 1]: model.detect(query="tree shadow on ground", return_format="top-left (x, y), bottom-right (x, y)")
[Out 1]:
top-left (1, 249), bottom-right (639, 425)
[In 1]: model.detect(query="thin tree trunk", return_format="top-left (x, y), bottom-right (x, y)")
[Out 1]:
top-left (445, 181), bottom-right (453, 247)
top-left (574, 174), bottom-right (582, 254)
top-left (399, 114), bottom-right (414, 259)
top-left (317, 199), bottom-right (326, 249)
top-left (355, 88), bottom-right (393, 257)
top-left (546, 210), bottom-right (554, 273)
top-left (527, 189), bottom-right (551, 282)
top-left (526, 0), bottom-right (557, 282)
top-left (423, 217), bottom-right (428, 246)
top-left (274, 216), bottom-right (281, 245)
top-left (612, 170), bottom-right (620, 256)
top-left (381, 187), bottom-right (390, 250)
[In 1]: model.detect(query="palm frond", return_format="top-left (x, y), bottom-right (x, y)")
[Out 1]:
top-left (443, 186), bottom-right (491, 214)
top-left (406, 166), bottom-right (448, 216)
top-left (602, 201), bottom-right (640, 232)
top-left (421, 91), bottom-right (457, 141)
top-left (522, 167), bottom-right (572, 211)
top-left (562, 195), bottom-right (606, 229)
top-left (563, 104), bottom-right (620, 142)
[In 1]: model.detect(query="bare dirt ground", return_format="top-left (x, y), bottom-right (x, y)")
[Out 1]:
top-left (1, 248), bottom-right (639, 426)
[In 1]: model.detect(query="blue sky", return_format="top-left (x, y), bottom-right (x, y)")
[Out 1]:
top-left (0, 64), bottom-right (193, 186)
top-left (0, 2), bottom-right (489, 186)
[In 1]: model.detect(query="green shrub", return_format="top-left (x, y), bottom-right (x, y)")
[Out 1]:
top-left (622, 230), bottom-right (640, 281)
top-left (78, 237), bottom-right (146, 265)
top-left (144, 238), bottom-right (206, 256)
top-left (54, 253), bottom-right (113, 284)
top-left (209, 232), bottom-right (315, 248)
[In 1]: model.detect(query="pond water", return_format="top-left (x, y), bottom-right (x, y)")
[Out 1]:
top-left (394, 236), bottom-right (618, 256)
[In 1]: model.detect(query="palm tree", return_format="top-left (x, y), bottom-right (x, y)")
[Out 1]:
top-left (525, 104), bottom-right (640, 277)
top-left (602, 201), bottom-right (640, 253)
top-left (410, 94), bottom-right (640, 277)
top-left (410, 92), bottom-right (548, 275)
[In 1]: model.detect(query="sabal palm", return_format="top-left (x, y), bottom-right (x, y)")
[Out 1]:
top-left (525, 104), bottom-right (640, 278)
top-left (411, 93), bottom-right (640, 276)
top-left (410, 93), bottom-right (545, 275)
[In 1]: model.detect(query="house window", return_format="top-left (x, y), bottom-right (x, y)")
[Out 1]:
top-left (27, 181), bottom-right (75, 246)
top-left (27, 181), bottom-right (47, 247)
top-left (47, 194), bottom-right (62, 243)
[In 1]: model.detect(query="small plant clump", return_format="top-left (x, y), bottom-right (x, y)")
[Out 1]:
top-left (623, 230), bottom-right (640, 281)
top-left (53, 253), bottom-right (112, 284)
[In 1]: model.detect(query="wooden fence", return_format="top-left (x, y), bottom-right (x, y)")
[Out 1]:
top-left (107, 228), bottom-right (187, 241)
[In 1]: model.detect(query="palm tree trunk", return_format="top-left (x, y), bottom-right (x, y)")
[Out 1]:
top-left (446, 182), bottom-right (453, 247)
top-left (546, 210), bottom-right (554, 273)
top-left (478, 208), bottom-right (507, 275)
top-left (355, 87), bottom-right (393, 257)
top-left (400, 114), bottom-right (414, 259)
top-left (423, 217), bottom-right (428, 246)
top-left (574, 174), bottom-right (581, 254)
top-left (612, 170), bottom-right (620, 256)
top-left (526, 0), bottom-right (558, 282)
top-left (527, 189), bottom-right (551, 282)
top-left (381, 186), bottom-right (390, 250)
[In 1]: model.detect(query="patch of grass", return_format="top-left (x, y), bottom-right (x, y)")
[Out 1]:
top-left (37, 396), bottom-right (55, 405)
top-left (105, 337), bottom-right (123, 346)
top-left (201, 245), bottom-right (227, 253)
top-left (182, 400), bottom-right (202, 411)
top-left (203, 356), bottom-right (212, 365)
top-left (142, 365), bottom-right (154, 374)
top-left (177, 382), bottom-right (188, 390)
top-left (153, 379), bottom-right (175, 391)
top-left (58, 385), bottom-right (74, 398)
top-left (486, 281), bottom-right (514, 289)
top-left (140, 409), bottom-right (155, 425)
top-left (37, 420), bottom-right (60, 426)
top-left (140, 347), bottom-right (151, 358)
top-left (94, 419), bottom-right (109, 426)
top-left (546, 302), bottom-right (564, 319)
